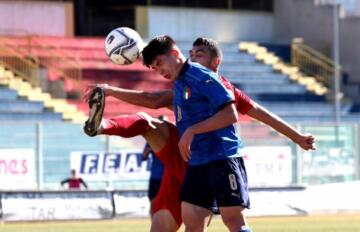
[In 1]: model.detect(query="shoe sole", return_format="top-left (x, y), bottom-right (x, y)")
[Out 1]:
top-left (83, 87), bottom-right (105, 137)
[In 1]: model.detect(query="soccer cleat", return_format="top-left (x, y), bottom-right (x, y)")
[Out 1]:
top-left (83, 87), bottom-right (105, 137)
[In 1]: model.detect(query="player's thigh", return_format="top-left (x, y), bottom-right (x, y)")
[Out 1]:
top-left (181, 201), bottom-right (212, 231)
top-left (151, 209), bottom-right (178, 232)
top-left (180, 164), bottom-right (214, 209)
top-left (152, 172), bottom-right (182, 226)
top-left (211, 157), bottom-right (250, 208)
top-left (180, 164), bottom-right (214, 230)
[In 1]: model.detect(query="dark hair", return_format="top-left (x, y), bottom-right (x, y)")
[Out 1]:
top-left (142, 35), bottom-right (176, 67)
top-left (192, 37), bottom-right (222, 59)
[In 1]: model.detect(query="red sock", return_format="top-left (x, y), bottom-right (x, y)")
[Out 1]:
top-left (101, 114), bottom-right (151, 138)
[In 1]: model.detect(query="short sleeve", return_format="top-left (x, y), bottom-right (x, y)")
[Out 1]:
top-left (234, 88), bottom-right (254, 114)
top-left (194, 74), bottom-right (235, 111)
top-left (219, 76), bottom-right (253, 114)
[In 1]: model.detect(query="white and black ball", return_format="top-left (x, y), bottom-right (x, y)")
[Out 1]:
top-left (104, 27), bottom-right (144, 65)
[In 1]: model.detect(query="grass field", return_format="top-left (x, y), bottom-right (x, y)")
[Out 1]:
top-left (1, 215), bottom-right (360, 232)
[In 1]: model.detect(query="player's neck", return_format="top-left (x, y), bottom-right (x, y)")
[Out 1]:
top-left (174, 56), bottom-right (187, 80)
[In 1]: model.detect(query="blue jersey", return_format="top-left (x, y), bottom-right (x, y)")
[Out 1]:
top-left (143, 143), bottom-right (164, 180)
top-left (173, 61), bottom-right (243, 165)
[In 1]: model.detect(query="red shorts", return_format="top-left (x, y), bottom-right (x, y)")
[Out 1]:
top-left (151, 170), bottom-right (182, 227)
top-left (151, 124), bottom-right (187, 227)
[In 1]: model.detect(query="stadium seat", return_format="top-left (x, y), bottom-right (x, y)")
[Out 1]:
top-left (0, 64), bottom-right (87, 122)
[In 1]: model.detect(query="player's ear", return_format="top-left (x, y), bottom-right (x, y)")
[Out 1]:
top-left (213, 57), bottom-right (221, 66)
top-left (210, 57), bottom-right (221, 70)
top-left (170, 49), bottom-right (179, 58)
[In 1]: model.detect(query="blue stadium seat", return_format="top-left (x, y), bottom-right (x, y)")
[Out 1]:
top-left (0, 85), bottom-right (65, 122)
top-left (0, 112), bottom-right (63, 121)
top-left (0, 100), bottom-right (45, 112)
top-left (0, 87), bottom-right (18, 100)
top-left (237, 84), bottom-right (307, 95)
top-left (251, 93), bottom-right (326, 102)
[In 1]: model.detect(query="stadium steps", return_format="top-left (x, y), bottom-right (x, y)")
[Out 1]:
top-left (0, 99), bottom-right (45, 112)
top-left (0, 111), bottom-right (62, 121)
top-left (177, 40), bottom-right (359, 123)
top-left (5, 36), bottom-right (356, 123)
top-left (0, 64), bottom-right (87, 123)
top-left (1, 36), bottom-right (145, 70)
top-left (237, 84), bottom-right (307, 95)
top-left (223, 42), bottom-right (358, 122)
top-left (18, 36), bottom-right (169, 118)
top-left (239, 42), bottom-right (328, 96)
top-left (0, 87), bottom-right (18, 100)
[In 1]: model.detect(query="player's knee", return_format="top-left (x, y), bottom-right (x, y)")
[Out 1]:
top-left (182, 212), bottom-right (207, 231)
top-left (151, 210), bottom-right (178, 232)
top-left (222, 215), bottom-right (245, 232)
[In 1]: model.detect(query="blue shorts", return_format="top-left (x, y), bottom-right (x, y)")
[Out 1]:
top-left (180, 157), bottom-right (250, 209)
top-left (148, 178), bottom-right (162, 200)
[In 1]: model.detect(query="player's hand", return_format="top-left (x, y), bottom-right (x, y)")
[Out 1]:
top-left (295, 134), bottom-right (316, 151)
top-left (142, 147), bottom-right (152, 161)
top-left (83, 83), bottom-right (111, 102)
top-left (178, 128), bottom-right (195, 162)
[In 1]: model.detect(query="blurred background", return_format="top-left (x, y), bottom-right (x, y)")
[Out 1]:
top-left (0, 0), bottom-right (359, 224)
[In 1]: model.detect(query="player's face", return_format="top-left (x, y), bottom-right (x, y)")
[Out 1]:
top-left (149, 53), bottom-right (179, 82)
top-left (190, 45), bottom-right (219, 72)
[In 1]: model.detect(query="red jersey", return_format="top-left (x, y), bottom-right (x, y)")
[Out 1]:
top-left (61, 178), bottom-right (87, 189)
top-left (220, 76), bottom-right (253, 114)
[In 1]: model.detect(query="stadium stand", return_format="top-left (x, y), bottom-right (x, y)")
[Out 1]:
top-left (0, 62), bottom-right (86, 122)
top-left (0, 36), bottom-right (175, 121)
top-left (177, 41), bottom-right (360, 123)
top-left (1, 36), bottom-right (359, 123)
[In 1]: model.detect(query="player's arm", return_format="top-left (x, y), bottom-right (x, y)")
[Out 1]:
top-left (142, 144), bottom-right (153, 161)
top-left (60, 178), bottom-right (70, 186)
top-left (84, 84), bottom-right (174, 110)
top-left (246, 101), bottom-right (315, 151)
top-left (79, 178), bottom-right (88, 189)
top-left (179, 103), bottom-right (238, 161)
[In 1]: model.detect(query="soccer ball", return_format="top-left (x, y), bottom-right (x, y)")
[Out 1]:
top-left (104, 27), bottom-right (144, 65)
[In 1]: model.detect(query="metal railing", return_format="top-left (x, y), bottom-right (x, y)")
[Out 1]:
top-left (0, 38), bottom-right (40, 86)
top-left (30, 36), bottom-right (82, 84)
top-left (0, 35), bottom-right (82, 87)
top-left (291, 37), bottom-right (342, 88)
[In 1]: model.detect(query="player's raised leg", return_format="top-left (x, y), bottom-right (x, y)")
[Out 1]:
top-left (83, 88), bottom-right (183, 231)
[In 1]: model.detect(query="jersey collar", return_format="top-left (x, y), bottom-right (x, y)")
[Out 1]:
top-left (178, 59), bottom-right (190, 80)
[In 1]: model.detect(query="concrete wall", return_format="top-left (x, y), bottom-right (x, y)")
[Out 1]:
top-left (0, 1), bottom-right (74, 36)
top-left (136, 6), bottom-right (273, 43)
top-left (273, 0), bottom-right (360, 89)
top-left (273, 0), bottom-right (334, 53)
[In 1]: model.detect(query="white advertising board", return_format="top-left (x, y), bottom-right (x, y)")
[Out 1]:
top-left (71, 151), bottom-right (150, 181)
top-left (1, 191), bottom-right (113, 221)
top-left (113, 191), bottom-right (150, 217)
top-left (242, 146), bottom-right (293, 186)
top-left (0, 149), bottom-right (36, 190)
